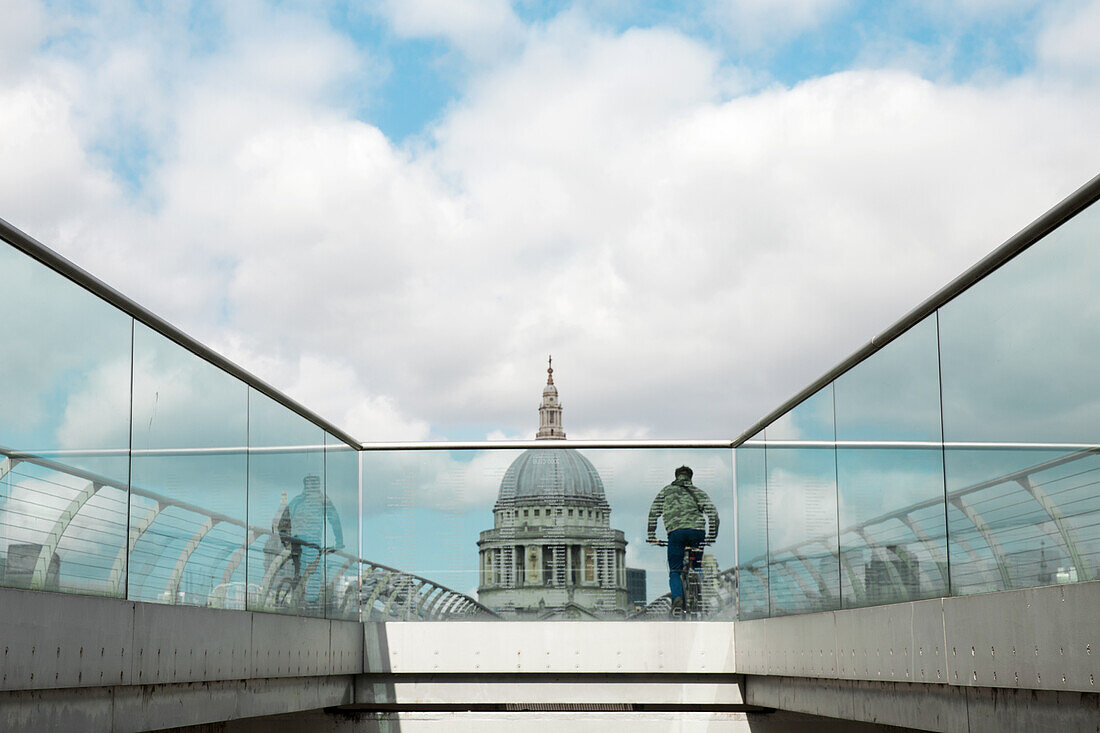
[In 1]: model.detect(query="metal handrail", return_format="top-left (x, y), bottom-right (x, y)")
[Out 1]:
top-left (0, 446), bottom-right (496, 620)
top-left (740, 445), bottom-right (1100, 567)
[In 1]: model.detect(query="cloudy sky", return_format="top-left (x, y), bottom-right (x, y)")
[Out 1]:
top-left (2, 0), bottom-right (1098, 443)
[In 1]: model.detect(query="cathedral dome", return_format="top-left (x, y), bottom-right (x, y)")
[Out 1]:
top-left (496, 449), bottom-right (607, 506)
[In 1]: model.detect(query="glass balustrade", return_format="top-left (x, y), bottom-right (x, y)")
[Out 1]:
top-left (0, 179), bottom-right (1097, 622)
top-left (361, 447), bottom-right (733, 620)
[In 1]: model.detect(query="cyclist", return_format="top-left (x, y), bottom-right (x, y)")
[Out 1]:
top-left (279, 474), bottom-right (344, 601)
top-left (646, 465), bottom-right (719, 614)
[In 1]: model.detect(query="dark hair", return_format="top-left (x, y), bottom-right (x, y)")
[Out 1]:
top-left (674, 465), bottom-right (693, 479)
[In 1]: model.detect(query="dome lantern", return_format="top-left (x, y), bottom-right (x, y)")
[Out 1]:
top-left (536, 355), bottom-right (565, 439)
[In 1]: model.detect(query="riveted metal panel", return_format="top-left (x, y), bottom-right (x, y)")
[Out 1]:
top-left (943, 581), bottom-right (1100, 692)
top-left (734, 619), bottom-right (767, 675)
top-left (330, 620), bottom-right (363, 675)
top-left (834, 602), bottom-right (913, 683)
top-left (0, 588), bottom-right (133, 690)
top-left (251, 613), bottom-right (332, 677)
top-left (910, 598), bottom-right (947, 685)
top-left (764, 612), bottom-right (836, 678)
top-left (372, 622), bottom-right (735, 674)
top-left (132, 602), bottom-right (252, 684)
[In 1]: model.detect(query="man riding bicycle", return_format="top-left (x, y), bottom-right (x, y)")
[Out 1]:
top-left (279, 475), bottom-right (344, 600)
top-left (646, 465), bottom-right (719, 614)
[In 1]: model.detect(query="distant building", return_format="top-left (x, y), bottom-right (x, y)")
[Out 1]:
top-left (477, 360), bottom-right (629, 619)
top-left (864, 545), bottom-right (920, 605)
top-left (626, 567), bottom-right (646, 610)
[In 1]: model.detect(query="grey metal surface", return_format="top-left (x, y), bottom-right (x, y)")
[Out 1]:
top-left (733, 582), bottom-right (1099, 694)
top-left (0, 674), bottom-right (356, 733)
top-left (0, 588), bottom-right (362, 693)
top-left (0, 686), bottom-right (114, 732)
top-left (764, 611), bottom-right (836, 677)
top-left (733, 618), bottom-right (768, 675)
top-left (5, 581), bottom-right (1100, 730)
top-left (365, 622), bottom-right (737, 674)
top-left (745, 675), bottom-right (1100, 733)
top-left (744, 675), bottom-right (971, 733)
top-left (910, 598), bottom-right (948, 685)
top-left (0, 589), bottom-right (134, 690)
top-left (132, 602), bottom-right (251, 684)
top-left (835, 602), bottom-right (914, 683)
top-left (110, 675), bottom-right (354, 732)
top-left (962, 686), bottom-right (1100, 733)
top-left (331, 620), bottom-right (364, 675)
top-left (943, 581), bottom-right (1100, 692)
top-left (251, 612), bottom-right (333, 678)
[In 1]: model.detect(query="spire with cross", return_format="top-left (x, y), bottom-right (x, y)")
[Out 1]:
top-left (536, 355), bottom-right (565, 439)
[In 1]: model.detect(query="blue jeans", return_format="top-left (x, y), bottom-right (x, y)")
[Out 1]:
top-left (667, 528), bottom-right (706, 599)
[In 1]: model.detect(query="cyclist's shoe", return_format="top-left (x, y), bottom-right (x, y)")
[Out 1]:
top-left (670, 596), bottom-right (684, 616)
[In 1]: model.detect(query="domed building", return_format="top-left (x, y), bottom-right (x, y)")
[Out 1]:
top-left (477, 360), bottom-right (629, 618)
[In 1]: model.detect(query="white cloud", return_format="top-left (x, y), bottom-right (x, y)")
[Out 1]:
top-left (377, 0), bottom-right (524, 62)
top-left (1, 1), bottom-right (1099, 452)
top-left (1037, 0), bottom-right (1100, 77)
top-left (707, 0), bottom-right (850, 50)
top-left (0, 0), bottom-right (45, 77)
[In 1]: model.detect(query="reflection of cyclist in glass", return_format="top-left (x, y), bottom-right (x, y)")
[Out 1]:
top-left (278, 475), bottom-right (344, 598)
top-left (646, 465), bottom-right (719, 613)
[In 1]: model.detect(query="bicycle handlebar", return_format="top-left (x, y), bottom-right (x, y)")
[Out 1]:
top-left (287, 539), bottom-right (341, 552)
top-left (647, 538), bottom-right (712, 548)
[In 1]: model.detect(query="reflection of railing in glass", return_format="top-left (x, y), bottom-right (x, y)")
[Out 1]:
top-left (0, 446), bottom-right (496, 620)
top-left (736, 442), bottom-right (1100, 615)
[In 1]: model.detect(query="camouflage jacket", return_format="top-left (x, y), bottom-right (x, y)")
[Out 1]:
top-left (647, 479), bottom-right (719, 539)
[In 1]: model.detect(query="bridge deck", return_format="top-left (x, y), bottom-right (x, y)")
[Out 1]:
top-left (2, 581), bottom-right (1099, 731)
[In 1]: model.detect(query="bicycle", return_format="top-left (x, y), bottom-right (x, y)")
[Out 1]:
top-left (271, 540), bottom-right (337, 611)
top-left (653, 538), bottom-right (709, 619)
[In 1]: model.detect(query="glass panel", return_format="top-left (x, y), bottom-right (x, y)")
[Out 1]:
top-left (940, 199), bottom-right (1100, 593)
top-left (835, 448), bottom-right (948, 605)
top-left (834, 315), bottom-right (943, 443)
top-left (128, 323), bottom-right (248, 608)
top-left (834, 316), bottom-right (948, 606)
top-left (735, 436), bottom-right (768, 619)
top-left (360, 447), bottom-right (733, 620)
top-left (325, 435), bottom-right (359, 620)
top-left (246, 391), bottom-right (325, 616)
top-left (765, 386), bottom-right (839, 615)
top-left (942, 447), bottom-right (1100, 595)
top-left (0, 240), bottom-right (132, 597)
